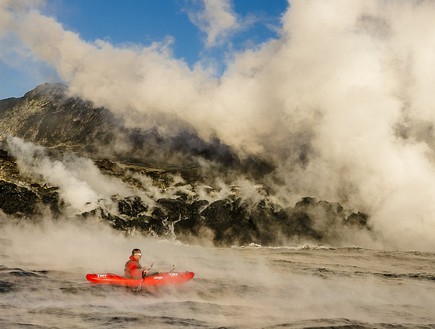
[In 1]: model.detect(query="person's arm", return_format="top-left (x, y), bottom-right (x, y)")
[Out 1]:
top-left (130, 263), bottom-right (144, 278)
top-left (142, 263), bottom-right (153, 277)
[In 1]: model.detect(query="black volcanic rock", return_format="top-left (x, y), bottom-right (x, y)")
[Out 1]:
top-left (0, 149), bottom-right (62, 217)
top-left (0, 180), bottom-right (61, 218)
top-left (346, 211), bottom-right (369, 228)
top-left (0, 143), bottom-right (373, 246)
top-left (201, 198), bottom-right (255, 245)
top-left (0, 181), bottom-right (38, 216)
top-left (0, 84), bottom-right (373, 247)
top-left (117, 196), bottom-right (148, 217)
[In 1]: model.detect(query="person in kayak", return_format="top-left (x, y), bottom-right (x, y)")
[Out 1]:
top-left (124, 248), bottom-right (148, 279)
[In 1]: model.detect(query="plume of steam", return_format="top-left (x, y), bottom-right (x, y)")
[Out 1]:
top-left (6, 136), bottom-right (130, 212)
top-left (3, 0), bottom-right (435, 249)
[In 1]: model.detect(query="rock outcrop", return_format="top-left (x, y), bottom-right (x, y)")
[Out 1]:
top-left (0, 84), bottom-right (372, 247)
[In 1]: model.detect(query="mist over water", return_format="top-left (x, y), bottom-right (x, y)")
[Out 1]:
top-left (1, 217), bottom-right (435, 328)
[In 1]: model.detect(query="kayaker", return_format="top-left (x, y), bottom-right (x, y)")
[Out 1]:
top-left (124, 248), bottom-right (148, 279)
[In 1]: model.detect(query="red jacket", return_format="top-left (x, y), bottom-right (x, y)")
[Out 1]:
top-left (124, 255), bottom-right (143, 278)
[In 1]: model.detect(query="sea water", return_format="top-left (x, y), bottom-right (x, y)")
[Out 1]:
top-left (1, 219), bottom-right (435, 329)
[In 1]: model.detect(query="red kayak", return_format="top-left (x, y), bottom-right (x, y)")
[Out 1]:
top-left (86, 271), bottom-right (194, 287)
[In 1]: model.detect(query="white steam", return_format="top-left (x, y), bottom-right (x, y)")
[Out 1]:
top-left (2, 0), bottom-right (435, 249)
top-left (6, 136), bottom-right (131, 212)
top-left (1, 217), bottom-right (435, 327)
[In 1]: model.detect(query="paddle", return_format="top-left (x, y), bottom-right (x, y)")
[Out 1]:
top-left (134, 263), bottom-right (154, 292)
top-left (142, 263), bottom-right (154, 278)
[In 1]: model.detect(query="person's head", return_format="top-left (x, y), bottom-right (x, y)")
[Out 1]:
top-left (131, 248), bottom-right (142, 261)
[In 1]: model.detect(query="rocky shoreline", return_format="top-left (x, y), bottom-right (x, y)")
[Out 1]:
top-left (0, 84), bottom-right (371, 247)
top-left (0, 148), bottom-right (369, 246)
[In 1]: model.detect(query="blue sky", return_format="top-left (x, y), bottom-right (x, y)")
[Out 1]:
top-left (0, 0), bottom-right (288, 99)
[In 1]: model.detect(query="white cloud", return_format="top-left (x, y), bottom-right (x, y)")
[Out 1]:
top-left (187, 0), bottom-right (240, 48)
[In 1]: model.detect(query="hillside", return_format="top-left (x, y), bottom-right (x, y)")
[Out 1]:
top-left (0, 84), bottom-right (371, 246)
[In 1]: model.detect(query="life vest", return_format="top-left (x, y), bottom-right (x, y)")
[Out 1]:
top-left (124, 255), bottom-right (143, 278)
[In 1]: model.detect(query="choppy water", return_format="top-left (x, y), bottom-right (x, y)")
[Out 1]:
top-left (1, 219), bottom-right (435, 328)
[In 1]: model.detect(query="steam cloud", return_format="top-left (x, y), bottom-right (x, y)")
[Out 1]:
top-left (2, 0), bottom-right (435, 250)
top-left (6, 136), bottom-right (131, 213)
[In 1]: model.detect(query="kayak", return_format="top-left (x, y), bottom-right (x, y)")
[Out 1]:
top-left (86, 271), bottom-right (194, 287)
